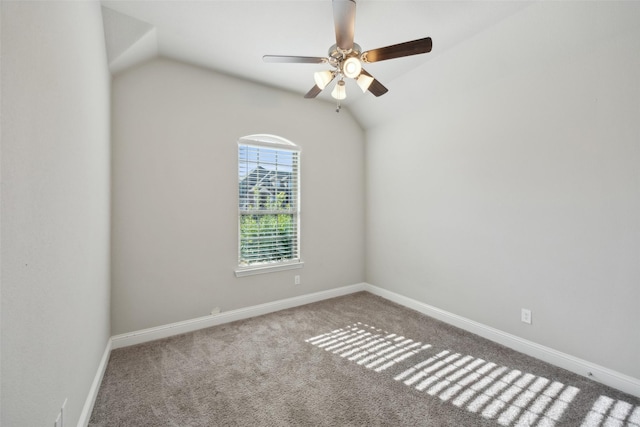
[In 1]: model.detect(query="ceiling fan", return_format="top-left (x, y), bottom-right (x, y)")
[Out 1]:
top-left (263, 0), bottom-right (432, 111)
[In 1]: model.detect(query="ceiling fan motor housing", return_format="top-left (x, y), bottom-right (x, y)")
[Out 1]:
top-left (328, 43), bottom-right (363, 78)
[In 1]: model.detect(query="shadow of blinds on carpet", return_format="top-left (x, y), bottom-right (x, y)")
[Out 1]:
top-left (307, 322), bottom-right (583, 427)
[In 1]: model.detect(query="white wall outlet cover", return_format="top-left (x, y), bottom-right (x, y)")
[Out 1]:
top-left (211, 307), bottom-right (221, 315)
top-left (521, 308), bottom-right (532, 324)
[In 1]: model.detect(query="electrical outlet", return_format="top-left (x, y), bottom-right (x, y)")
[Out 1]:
top-left (521, 308), bottom-right (532, 324)
top-left (294, 275), bottom-right (301, 285)
top-left (210, 307), bottom-right (221, 315)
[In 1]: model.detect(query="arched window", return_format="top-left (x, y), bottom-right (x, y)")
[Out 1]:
top-left (235, 135), bottom-right (302, 276)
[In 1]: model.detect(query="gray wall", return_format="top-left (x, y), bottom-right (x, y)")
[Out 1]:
top-left (365, 1), bottom-right (640, 379)
top-left (1, 2), bottom-right (111, 426)
top-left (111, 58), bottom-right (365, 335)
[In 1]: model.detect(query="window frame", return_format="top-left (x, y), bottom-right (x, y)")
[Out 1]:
top-left (234, 134), bottom-right (303, 277)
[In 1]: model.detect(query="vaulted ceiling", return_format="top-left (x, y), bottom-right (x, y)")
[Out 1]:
top-left (101, 1), bottom-right (533, 127)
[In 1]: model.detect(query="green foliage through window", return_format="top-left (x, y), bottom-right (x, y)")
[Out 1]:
top-left (238, 139), bottom-right (299, 267)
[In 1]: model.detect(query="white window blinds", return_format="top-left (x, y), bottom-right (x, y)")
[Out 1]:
top-left (238, 136), bottom-right (300, 267)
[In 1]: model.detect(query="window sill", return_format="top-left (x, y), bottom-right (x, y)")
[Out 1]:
top-left (235, 261), bottom-right (304, 277)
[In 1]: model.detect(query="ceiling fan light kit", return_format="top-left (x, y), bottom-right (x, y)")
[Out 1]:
top-left (314, 70), bottom-right (335, 90)
top-left (331, 79), bottom-right (347, 100)
top-left (342, 56), bottom-right (362, 79)
top-left (263, 0), bottom-right (433, 112)
top-left (356, 73), bottom-right (374, 93)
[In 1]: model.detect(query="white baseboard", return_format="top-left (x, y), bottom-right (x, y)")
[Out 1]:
top-left (77, 338), bottom-right (112, 427)
top-left (83, 280), bottom-right (638, 425)
top-left (111, 283), bottom-right (366, 349)
top-left (363, 283), bottom-right (640, 398)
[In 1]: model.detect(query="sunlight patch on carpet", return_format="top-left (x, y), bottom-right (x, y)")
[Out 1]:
top-left (580, 395), bottom-right (640, 427)
top-left (307, 322), bottom-right (583, 427)
top-left (305, 322), bottom-right (431, 372)
top-left (395, 346), bottom-right (580, 426)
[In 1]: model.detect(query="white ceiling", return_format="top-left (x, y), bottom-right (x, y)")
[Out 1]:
top-left (101, 0), bottom-right (533, 125)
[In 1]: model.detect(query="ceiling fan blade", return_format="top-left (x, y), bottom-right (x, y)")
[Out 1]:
top-left (361, 37), bottom-right (432, 63)
top-left (333, 0), bottom-right (356, 51)
top-left (304, 85), bottom-right (323, 99)
top-left (361, 69), bottom-right (388, 97)
top-left (263, 55), bottom-right (327, 64)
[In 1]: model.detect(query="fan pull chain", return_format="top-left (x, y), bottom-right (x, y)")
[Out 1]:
top-left (336, 99), bottom-right (341, 113)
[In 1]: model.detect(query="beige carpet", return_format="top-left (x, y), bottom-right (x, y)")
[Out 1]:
top-left (89, 292), bottom-right (640, 426)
